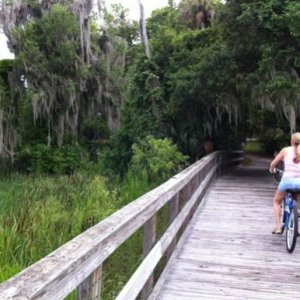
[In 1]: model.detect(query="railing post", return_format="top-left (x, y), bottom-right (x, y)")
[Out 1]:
top-left (141, 215), bottom-right (156, 299)
top-left (77, 265), bottom-right (102, 300)
top-left (166, 193), bottom-right (180, 261)
top-left (218, 153), bottom-right (224, 175)
top-left (182, 181), bottom-right (193, 229)
top-left (182, 183), bottom-right (189, 206)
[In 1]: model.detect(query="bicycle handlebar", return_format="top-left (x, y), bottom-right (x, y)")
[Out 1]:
top-left (269, 168), bottom-right (283, 183)
top-left (269, 168), bottom-right (284, 174)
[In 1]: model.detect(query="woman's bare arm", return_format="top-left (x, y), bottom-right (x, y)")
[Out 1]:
top-left (270, 148), bottom-right (285, 171)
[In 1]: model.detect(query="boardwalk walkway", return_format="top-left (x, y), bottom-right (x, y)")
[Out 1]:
top-left (151, 155), bottom-right (300, 299)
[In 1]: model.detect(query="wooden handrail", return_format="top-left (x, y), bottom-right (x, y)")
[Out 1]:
top-left (0, 151), bottom-right (243, 299)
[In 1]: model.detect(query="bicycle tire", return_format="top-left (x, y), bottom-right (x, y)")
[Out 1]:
top-left (286, 206), bottom-right (298, 253)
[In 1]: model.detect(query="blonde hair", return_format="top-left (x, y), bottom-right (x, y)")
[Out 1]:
top-left (292, 132), bottom-right (300, 162)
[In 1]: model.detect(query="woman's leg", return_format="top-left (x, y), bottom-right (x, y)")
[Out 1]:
top-left (273, 189), bottom-right (286, 230)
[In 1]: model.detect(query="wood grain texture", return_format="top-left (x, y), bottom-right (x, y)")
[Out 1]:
top-left (116, 165), bottom-right (219, 300)
top-left (0, 151), bottom-right (242, 299)
top-left (151, 155), bottom-right (300, 300)
top-left (142, 215), bottom-right (157, 299)
top-left (77, 265), bottom-right (102, 300)
top-left (166, 194), bottom-right (180, 261)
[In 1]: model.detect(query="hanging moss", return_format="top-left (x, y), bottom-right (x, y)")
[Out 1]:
top-left (0, 0), bottom-right (127, 156)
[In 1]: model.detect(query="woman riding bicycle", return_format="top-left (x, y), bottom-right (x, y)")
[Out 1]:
top-left (270, 132), bottom-right (300, 234)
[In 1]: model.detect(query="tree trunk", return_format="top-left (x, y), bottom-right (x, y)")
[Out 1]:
top-left (139, 0), bottom-right (151, 59)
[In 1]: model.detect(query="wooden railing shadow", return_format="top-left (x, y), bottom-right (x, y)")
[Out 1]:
top-left (0, 151), bottom-right (243, 300)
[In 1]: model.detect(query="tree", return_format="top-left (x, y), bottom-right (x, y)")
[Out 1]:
top-left (0, 0), bottom-right (129, 153)
top-left (16, 5), bottom-right (80, 146)
top-left (103, 55), bottom-right (165, 176)
top-left (146, 3), bottom-right (246, 158)
top-left (178, 0), bottom-right (220, 29)
top-left (103, 3), bottom-right (139, 46)
top-left (0, 59), bottom-right (23, 158)
top-left (221, 0), bottom-right (300, 134)
top-left (139, 0), bottom-right (151, 58)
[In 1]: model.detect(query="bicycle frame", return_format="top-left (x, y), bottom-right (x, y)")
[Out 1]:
top-left (281, 190), bottom-right (299, 253)
top-left (283, 192), bottom-right (297, 230)
top-left (271, 168), bottom-right (299, 253)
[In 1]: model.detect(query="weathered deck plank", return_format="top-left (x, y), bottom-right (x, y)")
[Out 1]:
top-left (151, 156), bottom-right (300, 299)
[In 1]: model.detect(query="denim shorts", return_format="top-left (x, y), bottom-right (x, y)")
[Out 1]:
top-left (278, 177), bottom-right (300, 192)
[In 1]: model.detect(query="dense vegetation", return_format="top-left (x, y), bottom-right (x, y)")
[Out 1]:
top-left (0, 0), bottom-right (300, 297)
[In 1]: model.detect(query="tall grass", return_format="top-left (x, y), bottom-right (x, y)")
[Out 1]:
top-left (0, 171), bottom-right (153, 298)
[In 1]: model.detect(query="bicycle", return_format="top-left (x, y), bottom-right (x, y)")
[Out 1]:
top-left (271, 168), bottom-right (299, 253)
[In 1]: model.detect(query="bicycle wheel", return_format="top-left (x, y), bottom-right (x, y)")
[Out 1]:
top-left (286, 206), bottom-right (299, 253)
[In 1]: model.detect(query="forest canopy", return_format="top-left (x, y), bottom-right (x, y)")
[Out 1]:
top-left (0, 0), bottom-right (299, 175)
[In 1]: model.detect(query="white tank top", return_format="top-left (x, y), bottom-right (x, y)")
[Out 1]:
top-left (283, 146), bottom-right (300, 178)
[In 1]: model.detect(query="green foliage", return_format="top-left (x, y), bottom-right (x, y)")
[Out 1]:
top-left (260, 127), bottom-right (288, 155)
top-left (220, 0), bottom-right (300, 135)
top-left (128, 136), bottom-right (188, 183)
top-left (249, 109), bottom-right (290, 155)
top-left (80, 116), bottom-right (110, 161)
top-left (147, 6), bottom-right (186, 69)
top-left (285, 2), bottom-right (300, 39)
top-left (8, 1), bottom-right (120, 153)
top-left (0, 59), bottom-right (13, 94)
top-left (1, 0), bottom-right (299, 173)
top-left (178, 0), bottom-right (221, 29)
top-left (103, 56), bottom-right (166, 176)
top-left (243, 141), bottom-right (265, 154)
top-left (0, 59), bottom-right (25, 157)
top-left (0, 172), bottom-right (121, 283)
top-left (164, 28), bottom-right (242, 157)
top-left (6, 0), bottom-right (300, 294)
top-left (16, 4), bottom-right (79, 75)
top-left (123, 57), bottom-right (165, 137)
top-left (102, 129), bottom-right (134, 177)
top-left (12, 4), bottom-right (81, 148)
top-left (103, 3), bottom-right (139, 45)
top-left (0, 60), bottom-right (14, 111)
top-left (0, 162), bottom-right (162, 290)
top-left (15, 144), bottom-right (86, 174)
top-left (148, 6), bottom-right (185, 38)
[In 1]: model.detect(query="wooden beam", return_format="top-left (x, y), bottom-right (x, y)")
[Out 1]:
top-left (0, 151), bottom-right (243, 300)
top-left (142, 215), bottom-right (157, 299)
top-left (115, 165), bottom-right (218, 300)
top-left (77, 265), bottom-right (102, 300)
top-left (166, 194), bottom-right (180, 261)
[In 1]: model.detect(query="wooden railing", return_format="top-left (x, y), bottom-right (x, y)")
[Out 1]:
top-left (0, 150), bottom-right (243, 300)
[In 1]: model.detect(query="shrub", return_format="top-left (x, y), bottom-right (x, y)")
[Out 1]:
top-left (80, 116), bottom-right (110, 162)
top-left (128, 136), bottom-right (188, 183)
top-left (259, 127), bottom-right (288, 155)
top-left (15, 144), bottom-right (87, 174)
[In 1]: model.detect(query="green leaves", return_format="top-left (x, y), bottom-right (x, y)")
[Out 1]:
top-left (15, 144), bottom-right (86, 174)
top-left (128, 136), bottom-right (188, 183)
top-left (103, 3), bottom-right (139, 46)
top-left (285, 2), bottom-right (300, 39)
top-left (0, 171), bottom-right (120, 283)
top-left (18, 4), bottom-right (79, 74)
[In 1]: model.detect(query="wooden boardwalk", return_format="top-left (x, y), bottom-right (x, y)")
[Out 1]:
top-left (151, 156), bottom-right (300, 299)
